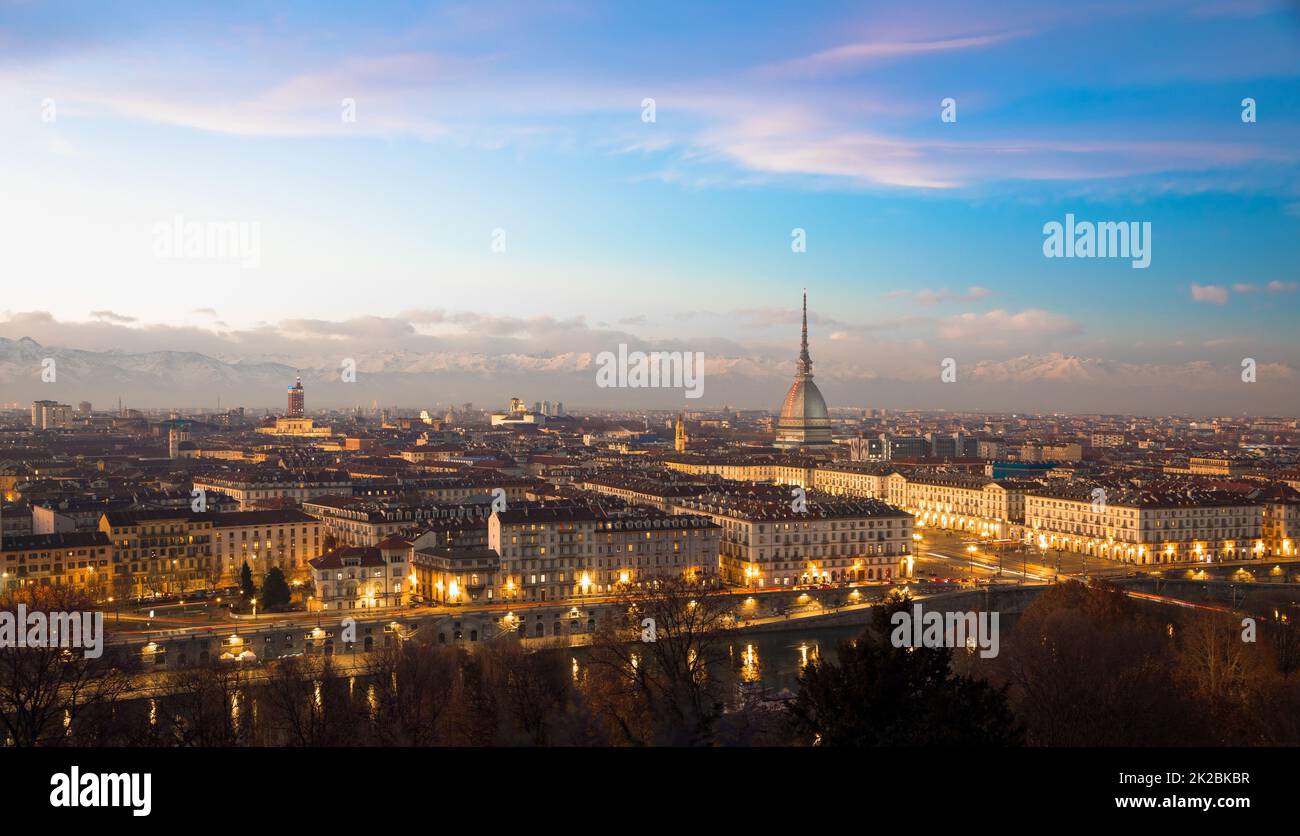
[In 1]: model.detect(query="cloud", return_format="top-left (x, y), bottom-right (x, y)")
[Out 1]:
top-left (1190, 284), bottom-right (1229, 304)
top-left (192, 307), bottom-right (219, 316)
top-left (965, 353), bottom-right (1296, 386)
top-left (886, 286), bottom-right (992, 305)
top-left (940, 308), bottom-right (1080, 340)
top-left (761, 31), bottom-right (1027, 79)
top-left (15, 9), bottom-right (1296, 195)
top-left (1267, 280), bottom-right (1298, 293)
top-left (89, 309), bottom-right (136, 323)
top-left (730, 306), bottom-right (850, 329)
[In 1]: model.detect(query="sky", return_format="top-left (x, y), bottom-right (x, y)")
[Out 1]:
top-left (1, 0), bottom-right (1299, 414)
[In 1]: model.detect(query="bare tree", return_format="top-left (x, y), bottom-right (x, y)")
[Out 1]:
top-left (0, 586), bottom-right (134, 747)
top-left (584, 577), bottom-right (737, 746)
top-left (364, 640), bottom-right (459, 745)
top-left (259, 655), bottom-right (357, 746)
top-left (154, 661), bottom-right (252, 746)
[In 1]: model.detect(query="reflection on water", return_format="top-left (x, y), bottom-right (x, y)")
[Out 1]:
top-left (739, 643), bottom-right (760, 683)
top-left (724, 626), bottom-right (860, 694)
top-left (578, 625), bottom-right (866, 696)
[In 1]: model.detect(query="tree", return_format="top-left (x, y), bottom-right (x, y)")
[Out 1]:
top-left (788, 597), bottom-right (1021, 746)
top-left (995, 579), bottom-right (1203, 746)
top-left (111, 568), bottom-right (135, 607)
top-left (585, 577), bottom-right (736, 746)
top-left (259, 567), bottom-right (292, 611)
top-left (0, 586), bottom-right (136, 746)
top-left (239, 561), bottom-right (255, 601)
top-left (364, 641), bottom-right (460, 745)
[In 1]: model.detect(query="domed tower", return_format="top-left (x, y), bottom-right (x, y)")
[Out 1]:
top-left (775, 291), bottom-right (832, 449)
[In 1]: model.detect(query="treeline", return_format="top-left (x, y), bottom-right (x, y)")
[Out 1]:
top-left (3, 580), bottom-right (1299, 746)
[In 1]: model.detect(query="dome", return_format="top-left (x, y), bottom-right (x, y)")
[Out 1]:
top-left (774, 291), bottom-right (833, 449)
top-left (779, 377), bottom-right (829, 425)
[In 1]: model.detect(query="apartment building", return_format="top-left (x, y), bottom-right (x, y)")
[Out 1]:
top-left (0, 531), bottom-right (112, 595)
top-left (488, 503), bottom-right (721, 603)
top-left (307, 537), bottom-right (412, 612)
top-left (208, 509), bottom-right (322, 583)
top-left (900, 473), bottom-right (1035, 539)
top-left (671, 485), bottom-right (912, 588)
top-left (302, 496), bottom-right (493, 546)
top-left (1, 501), bottom-right (33, 540)
top-left (409, 543), bottom-right (502, 606)
top-left (347, 474), bottom-right (538, 505)
top-left (1025, 483), bottom-right (1263, 564)
top-left (97, 509), bottom-right (216, 597)
top-left (661, 453), bottom-right (816, 487)
top-left (574, 471), bottom-right (715, 511)
top-left (1256, 483), bottom-right (1299, 558)
top-left (811, 462), bottom-right (893, 499)
top-left (190, 469), bottom-right (353, 510)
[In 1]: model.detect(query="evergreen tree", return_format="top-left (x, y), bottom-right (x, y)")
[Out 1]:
top-left (788, 599), bottom-right (1021, 746)
top-left (260, 566), bottom-right (292, 611)
top-left (239, 561), bottom-right (256, 601)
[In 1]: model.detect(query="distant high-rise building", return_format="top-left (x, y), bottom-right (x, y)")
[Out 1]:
top-left (287, 375), bottom-right (305, 417)
top-left (542, 400), bottom-right (552, 416)
top-left (555, 402), bottom-right (564, 416)
top-left (31, 400), bottom-right (72, 430)
top-left (78, 401), bottom-right (92, 414)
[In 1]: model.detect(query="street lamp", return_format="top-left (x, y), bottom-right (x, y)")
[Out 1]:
top-left (251, 597), bottom-right (257, 622)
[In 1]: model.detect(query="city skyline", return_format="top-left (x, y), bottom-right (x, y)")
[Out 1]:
top-left (2, 1), bottom-right (1299, 414)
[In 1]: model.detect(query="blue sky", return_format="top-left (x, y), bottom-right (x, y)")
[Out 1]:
top-left (1, 0), bottom-right (1299, 412)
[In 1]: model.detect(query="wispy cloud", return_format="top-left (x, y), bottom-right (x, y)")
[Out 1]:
top-left (886, 286), bottom-right (992, 305)
top-left (759, 31), bottom-right (1028, 79)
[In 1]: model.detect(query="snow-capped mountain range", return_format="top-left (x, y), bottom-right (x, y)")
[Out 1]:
top-left (0, 337), bottom-right (1292, 414)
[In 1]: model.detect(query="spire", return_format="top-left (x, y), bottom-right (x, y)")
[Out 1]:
top-left (797, 289), bottom-right (812, 377)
